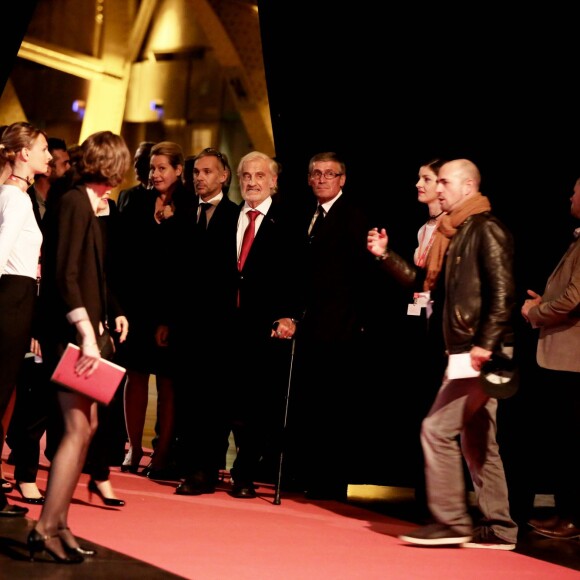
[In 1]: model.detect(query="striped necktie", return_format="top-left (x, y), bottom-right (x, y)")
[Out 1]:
top-left (308, 205), bottom-right (325, 239)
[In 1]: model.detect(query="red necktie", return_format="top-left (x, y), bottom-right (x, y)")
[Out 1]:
top-left (238, 210), bottom-right (259, 271)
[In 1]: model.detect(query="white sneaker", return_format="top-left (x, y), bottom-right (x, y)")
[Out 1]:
top-left (461, 526), bottom-right (516, 551)
top-left (399, 523), bottom-right (471, 546)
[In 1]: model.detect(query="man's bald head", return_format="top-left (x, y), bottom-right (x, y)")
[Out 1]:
top-left (436, 159), bottom-right (482, 213)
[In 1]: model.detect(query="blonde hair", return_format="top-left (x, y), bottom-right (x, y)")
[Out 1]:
top-left (150, 141), bottom-right (184, 169)
top-left (0, 121), bottom-right (47, 168)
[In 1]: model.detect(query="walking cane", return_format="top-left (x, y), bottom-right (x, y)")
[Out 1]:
top-left (273, 336), bottom-right (296, 505)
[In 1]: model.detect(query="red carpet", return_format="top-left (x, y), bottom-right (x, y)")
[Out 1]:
top-left (2, 449), bottom-right (578, 579)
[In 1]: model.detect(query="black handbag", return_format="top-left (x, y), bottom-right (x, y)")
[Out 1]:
top-left (97, 327), bottom-right (116, 361)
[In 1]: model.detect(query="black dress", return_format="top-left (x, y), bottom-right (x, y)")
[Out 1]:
top-left (115, 182), bottom-right (192, 376)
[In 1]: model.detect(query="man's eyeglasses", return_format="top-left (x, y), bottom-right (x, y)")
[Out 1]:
top-left (309, 170), bottom-right (343, 180)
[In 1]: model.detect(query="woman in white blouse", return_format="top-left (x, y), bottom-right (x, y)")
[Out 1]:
top-left (0, 121), bottom-right (51, 518)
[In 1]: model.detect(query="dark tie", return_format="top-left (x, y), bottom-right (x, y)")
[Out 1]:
top-left (198, 202), bottom-right (211, 230)
top-left (238, 210), bottom-right (260, 271)
top-left (308, 205), bottom-right (325, 239)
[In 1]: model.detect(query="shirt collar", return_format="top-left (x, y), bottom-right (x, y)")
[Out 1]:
top-left (318, 190), bottom-right (342, 214)
top-left (243, 195), bottom-right (272, 215)
top-left (199, 191), bottom-right (224, 207)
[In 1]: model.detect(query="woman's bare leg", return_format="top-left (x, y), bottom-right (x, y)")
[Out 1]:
top-left (149, 375), bottom-right (174, 469)
top-left (34, 391), bottom-right (97, 558)
top-left (123, 370), bottom-right (150, 465)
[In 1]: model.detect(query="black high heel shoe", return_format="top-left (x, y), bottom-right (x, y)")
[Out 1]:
top-left (15, 482), bottom-right (45, 505)
top-left (27, 529), bottom-right (84, 564)
top-left (58, 526), bottom-right (97, 557)
top-left (88, 479), bottom-right (126, 507)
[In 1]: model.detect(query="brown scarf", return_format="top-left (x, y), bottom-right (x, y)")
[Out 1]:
top-left (423, 192), bottom-right (491, 291)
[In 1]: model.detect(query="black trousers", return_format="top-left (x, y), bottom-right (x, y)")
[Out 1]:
top-left (0, 275), bottom-right (36, 504)
top-left (283, 338), bottom-right (359, 494)
top-left (229, 338), bottom-right (290, 486)
top-left (532, 367), bottom-right (580, 523)
top-left (6, 356), bottom-right (59, 482)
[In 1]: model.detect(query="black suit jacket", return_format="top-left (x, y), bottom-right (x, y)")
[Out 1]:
top-left (169, 194), bottom-right (240, 346)
top-left (236, 197), bottom-right (302, 340)
top-left (97, 198), bottom-right (124, 322)
top-left (38, 184), bottom-right (107, 366)
top-left (115, 183), bottom-right (190, 327)
top-left (117, 183), bottom-right (147, 214)
top-left (296, 194), bottom-right (374, 342)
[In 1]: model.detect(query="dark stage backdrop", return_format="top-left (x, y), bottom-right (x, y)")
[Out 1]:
top-left (258, 2), bottom-right (580, 256)
top-left (258, 2), bottom-right (580, 489)
top-left (0, 0), bottom-right (38, 97)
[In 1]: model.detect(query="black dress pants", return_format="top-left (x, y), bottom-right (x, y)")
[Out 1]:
top-left (7, 356), bottom-right (58, 482)
top-left (0, 275), bottom-right (36, 422)
top-left (284, 338), bottom-right (357, 496)
top-left (532, 367), bottom-right (580, 524)
top-left (0, 275), bottom-right (36, 503)
top-left (229, 338), bottom-right (290, 486)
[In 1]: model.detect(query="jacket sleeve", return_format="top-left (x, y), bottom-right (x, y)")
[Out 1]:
top-left (475, 219), bottom-right (515, 351)
top-left (527, 240), bottom-right (580, 328)
top-left (377, 248), bottom-right (419, 288)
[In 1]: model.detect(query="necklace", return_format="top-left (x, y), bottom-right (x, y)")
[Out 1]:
top-left (429, 211), bottom-right (444, 221)
top-left (9, 174), bottom-right (33, 186)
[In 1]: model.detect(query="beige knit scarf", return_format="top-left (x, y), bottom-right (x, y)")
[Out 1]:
top-left (423, 192), bottom-right (491, 291)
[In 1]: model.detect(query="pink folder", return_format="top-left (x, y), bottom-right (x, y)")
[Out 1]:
top-left (50, 343), bottom-right (126, 405)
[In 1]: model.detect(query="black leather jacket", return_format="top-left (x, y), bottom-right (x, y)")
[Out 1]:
top-left (375, 248), bottom-right (418, 289)
top-left (443, 212), bottom-right (514, 354)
